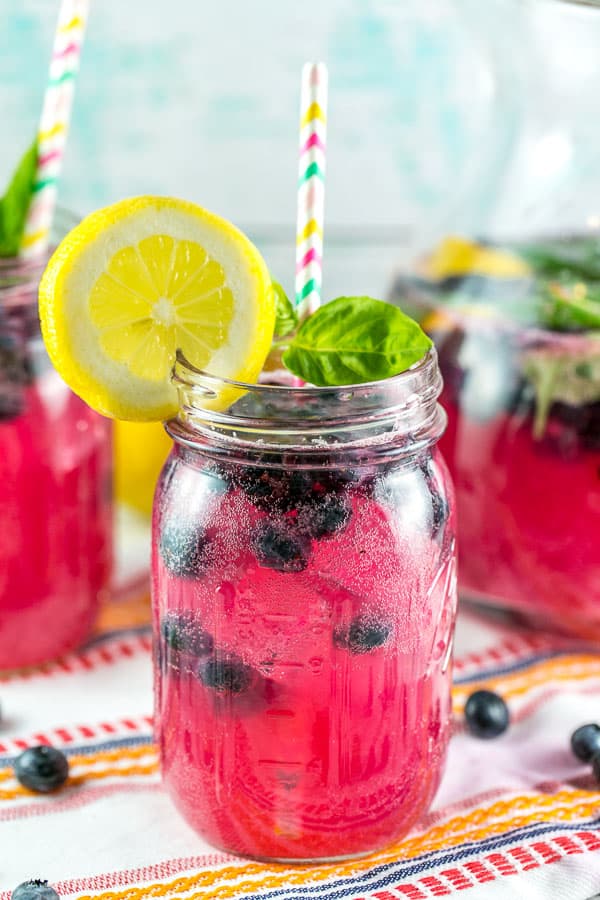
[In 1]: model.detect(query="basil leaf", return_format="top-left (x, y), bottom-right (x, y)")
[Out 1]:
top-left (521, 342), bottom-right (600, 438)
top-left (0, 139), bottom-right (38, 257)
top-left (272, 281), bottom-right (298, 337)
top-left (519, 238), bottom-right (600, 282)
top-left (282, 296), bottom-right (433, 386)
top-left (538, 279), bottom-right (600, 331)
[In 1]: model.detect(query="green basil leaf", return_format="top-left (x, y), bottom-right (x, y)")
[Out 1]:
top-left (282, 296), bottom-right (433, 386)
top-left (0, 139), bottom-right (38, 257)
top-left (521, 341), bottom-right (600, 438)
top-left (519, 238), bottom-right (600, 282)
top-left (272, 281), bottom-right (299, 337)
top-left (538, 279), bottom-right (600, 331)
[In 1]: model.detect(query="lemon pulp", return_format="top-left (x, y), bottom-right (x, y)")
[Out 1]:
top-left (39, 197), bottom-right (275, 421)
top-left (89, 236), bottom-right (235, 381)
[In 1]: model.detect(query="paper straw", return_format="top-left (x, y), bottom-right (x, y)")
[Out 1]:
top-left (20, 0), bottom-right (90, 258)
top-left (295, 62), bottom-right (328, 318)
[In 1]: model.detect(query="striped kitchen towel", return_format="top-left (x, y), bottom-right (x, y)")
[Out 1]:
top-left (1, 597), bottom-right (600, 900)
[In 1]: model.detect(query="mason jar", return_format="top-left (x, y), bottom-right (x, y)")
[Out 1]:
top-left (152, 349), bottom-right (456, 861)
top-left (0, 212), bottom-right (113, 670)
top-left (422, 305), bottom-right (600, 638)
top-left (391, 0), bottom-right (600, 639)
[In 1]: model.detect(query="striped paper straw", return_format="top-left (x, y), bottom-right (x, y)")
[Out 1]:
top-left (295, 62), bottom-right (328, 318)
top-left (20, 0), bottom-right (90, 258)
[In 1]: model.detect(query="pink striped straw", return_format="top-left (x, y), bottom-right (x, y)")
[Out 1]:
top-left (20, 0), bottom-right (90, 259)
top-left (295, 62), bottom-right (328, 319)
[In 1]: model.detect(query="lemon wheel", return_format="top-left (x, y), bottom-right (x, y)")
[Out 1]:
top-left (39, 196), bottom-right (275, 421)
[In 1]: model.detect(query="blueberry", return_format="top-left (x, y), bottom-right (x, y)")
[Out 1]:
top-left (309, 469), bottom-right (362, 496)
top-left (161, 613), bottom-right (213, 657)
top-left (335, 616), bottom-right (392, 654)
top-left (294, 471), bottom-right (330, 499)
top-left (11, 881), bottom-right (60, 900)
top-left (238, 467), bottom-right (317, 512)
top-left (297, 494), bottom-right (351, 539)
top-left (580, 403), bottom-right (600, 451)
top-left (252, 520), bottom-right (311, 572)
top-left (549, 401), bottom-right (600, 452)
top-left (237, 461), bottom-right (359, 513)
top-left (571, 723), bottom-right (600, 762)
top-left (0, 338), bottom-right (27, 421)
top-left (325, 469), bottom-right (363, 491)
top-left (160, 519), bottom-right (210, 578)
top-left (14, 746), bottom-right (69, 793)
top-left (234, 466), bottom-right (278, 509)
top-left (0, 391), bottom-right (24, 421)
top-left (0, 334), bottom-right (29, 382)
top-left (420, 458), bottom-right (450, 540)
top-left (199, 658), bottom-right (253, 694)
top-left (592, 753), bottom-right (600, 784)
top-left (431, 490), bottom-right (449, 538)
top-left (464, 690), bottom-right (509, 739)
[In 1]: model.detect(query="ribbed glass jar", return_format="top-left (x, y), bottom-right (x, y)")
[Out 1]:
top-left (152, 350), bottom-right (456, 861)
top-left (0, 212), bottom-right (113, 670)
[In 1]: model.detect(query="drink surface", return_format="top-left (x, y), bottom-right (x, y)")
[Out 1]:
top-left (0, 283), bottom-right (112, 669)
top-left (153, 445), bottom-right (456, 860)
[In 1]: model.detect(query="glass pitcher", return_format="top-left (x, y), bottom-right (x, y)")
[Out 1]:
top-left (394, 0), bottom-right (600, 638)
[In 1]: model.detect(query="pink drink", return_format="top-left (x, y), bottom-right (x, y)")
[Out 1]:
top-left (429, 314), bottom-right (600, 637)
top-left (0, 257), bottom-right (112, 670)
top-left (153, 354), bottom-right (457, 861)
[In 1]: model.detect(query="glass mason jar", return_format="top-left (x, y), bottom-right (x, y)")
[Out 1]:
top-left (0, 213), bottom-right (113, 670)
top-left (392, 0), bottom-right (600, 639)
top-left (152, 350), bottom-right (457, 862)
top-left (419, 305), bottom-right (600, 638)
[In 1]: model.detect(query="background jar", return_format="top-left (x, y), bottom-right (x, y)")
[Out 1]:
top-left (395, 0), bottom-right (600, 638)
top-left (420, 303), bottom-right (600, 638)
top-left (0, 211), bottom-right (113, 670)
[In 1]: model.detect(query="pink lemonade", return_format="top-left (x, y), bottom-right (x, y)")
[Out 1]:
top-left (429, 315), bottom-right (600, 637)
top-left (0, 263), bottom-right (112, 670)
top-left (153, 358), bottom-right (457, 861)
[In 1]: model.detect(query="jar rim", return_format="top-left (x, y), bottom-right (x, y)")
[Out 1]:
top-left (172, 346), bottom-right (440, 396)
top-left (168, 346), bottom-right (446, 462)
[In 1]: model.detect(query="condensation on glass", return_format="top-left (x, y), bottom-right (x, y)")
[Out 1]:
top-left (152, 350), bottom-right (457, 862)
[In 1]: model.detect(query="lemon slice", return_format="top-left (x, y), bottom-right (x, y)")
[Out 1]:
top-left (39, 196), bottom-right (275, 421)
top-left (424, 236), bottom-right (530, 280)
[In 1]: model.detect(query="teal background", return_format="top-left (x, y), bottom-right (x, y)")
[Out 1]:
top-left (0, 0), bottom-right (520, 239)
